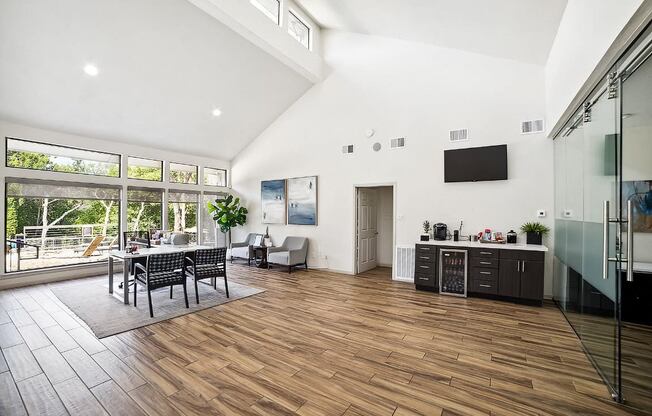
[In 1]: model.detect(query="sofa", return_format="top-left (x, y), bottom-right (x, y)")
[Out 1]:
top-left (267, 237), bottom-right (309, 273)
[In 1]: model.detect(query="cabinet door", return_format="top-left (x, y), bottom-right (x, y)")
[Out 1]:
top-left (499, 259), bottom-right (520, 297)
top-left (520, 261), bottom-right (544, 301)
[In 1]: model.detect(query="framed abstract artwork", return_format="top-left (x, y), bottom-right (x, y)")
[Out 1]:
top-left (622, 180), bottom-right (652, 233)
top-left (287, 176), bottom-right (318, 225)
top-left (261, 179), bottom-right (286, 224)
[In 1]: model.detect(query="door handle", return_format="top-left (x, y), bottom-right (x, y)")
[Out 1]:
top-left (603, 200), bottom-right (609, 280)
top-left (627, 200), bottom-right (634, 282)
top-left (517, 261), bottom-right (520, 272)
top-left (521, 261), bottom-right (525, 273)
top-left (479, 284), bottom-right (491, 288)
top-left (480, 261), bottom-right (491, 265)
top-left (480, 251), bottom-right (492, 255)
top-left (480, 271), bottom-right (491, 275)
top-left (419, 265), bottom-right (430, 269)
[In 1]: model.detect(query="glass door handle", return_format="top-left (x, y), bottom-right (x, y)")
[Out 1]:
top-left (603, 200), bottom-right (610, 280)
top-left (627, 200), bottom-right (634, 282)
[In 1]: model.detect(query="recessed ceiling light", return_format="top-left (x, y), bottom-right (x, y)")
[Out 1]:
top-left (212, 108), bottom-right (222, 117)
top-left (83, 64), bottom-right (99, 77)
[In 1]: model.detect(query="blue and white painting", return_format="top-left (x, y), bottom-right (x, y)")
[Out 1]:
top-left (288, 176), bottom-right (318, 225)
top-left (261, 180), bottom-right (286, 224)
top-left (623, 180), bottom-right (652, 232)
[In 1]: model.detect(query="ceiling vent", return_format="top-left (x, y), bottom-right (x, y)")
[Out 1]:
top-left (342, 145), bottom-right (354, 154)
top-left (449, 129), bottom-right (469, 142)
top-left (390, 137), bottom-right (406, 149)
top-left (521, 119), bottom-right (545, 134)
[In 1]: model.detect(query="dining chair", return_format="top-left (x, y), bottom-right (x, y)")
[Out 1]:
top-left (185, 247), bottom-right (228, 304)
top-left (134, 251), bottom-right (188, 317)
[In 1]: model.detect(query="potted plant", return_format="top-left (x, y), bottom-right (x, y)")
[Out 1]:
top-left (207, 194), bottom-right (248, 248)
top-left (520, 222), bottom-right (550, 245)
top-left (421, 220), bottom-right (431, 241)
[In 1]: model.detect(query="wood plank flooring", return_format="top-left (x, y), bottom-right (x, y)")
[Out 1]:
top-left (0, 264), bottom-right (647, 415)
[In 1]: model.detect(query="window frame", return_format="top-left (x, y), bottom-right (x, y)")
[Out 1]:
top-left (126, 186), bottom-right (164, 235)
top-left (127, 156), bottom-right (164, 182)
top-left (204, 167), bottom-right (228, 187)
top-left (250, 0), bottom-right (281, 25)
top-left (5, 137), bottom-right (122, 178)
top-left (288, 9), bottom-right (311, 50)
top-left (168, 162), bottom-right (198, 185)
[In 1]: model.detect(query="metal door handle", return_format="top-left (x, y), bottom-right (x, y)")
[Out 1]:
top-left (480, 251), bottom-right (492, 255)
top-left (480, 261), bottom-right (491, 265)
top-left (419, 265), bottom-right (430, 269)
top-left (521, 261), bottom-right (525, 273)
top-left (603, 200), bottom-right (609, 280)
top-left (479, 284), bottom-right (491, 288)
top-left (517, 261), bottom-right (520, 272)
top-left (627, 200), bottom-right (634, 282)
top-left (419, 256), bottom-right (430, 259)
top-left (418, 277), bottom-right (429, 281)
top-left (480, 271), bottom-right (491, 275)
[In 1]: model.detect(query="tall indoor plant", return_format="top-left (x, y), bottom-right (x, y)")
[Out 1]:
top-left (207, 194), bottom-right (248, 248)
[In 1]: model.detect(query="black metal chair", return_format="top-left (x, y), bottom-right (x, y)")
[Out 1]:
top-left (185, 247), bottom-right (228, 304)
top-left (120, 231), bottom-right (151, 289)
top-left (134, 251), bottom-right (188, 317)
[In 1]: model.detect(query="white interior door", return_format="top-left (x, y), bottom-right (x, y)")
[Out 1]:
top-left (357, 188), bottom-right (378, 273)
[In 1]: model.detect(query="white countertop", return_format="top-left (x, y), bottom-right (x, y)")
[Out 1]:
top-left (417, 239), bottom-right (548, 252)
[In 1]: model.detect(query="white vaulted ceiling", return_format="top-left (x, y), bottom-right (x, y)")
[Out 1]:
top-left (0, 0), bottom-right (312, 160)
top-left (295, 0), bottom-right (568, 65)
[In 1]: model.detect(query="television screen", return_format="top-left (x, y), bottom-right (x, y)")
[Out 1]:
top-left (444, 144), bottom-right (508, 183)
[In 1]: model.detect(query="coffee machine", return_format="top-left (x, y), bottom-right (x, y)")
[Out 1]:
top-left (434, 223), bottom-right (448, 240)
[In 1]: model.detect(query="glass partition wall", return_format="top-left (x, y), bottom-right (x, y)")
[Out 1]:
top-left (553, 24), bottom-right (652, 411)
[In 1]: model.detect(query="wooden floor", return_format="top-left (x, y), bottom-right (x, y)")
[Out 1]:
top-left (0, 264), bottom-right (647, 416)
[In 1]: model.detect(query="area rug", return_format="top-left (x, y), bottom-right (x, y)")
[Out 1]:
top-left (48, 275), bottom-right (264, 338)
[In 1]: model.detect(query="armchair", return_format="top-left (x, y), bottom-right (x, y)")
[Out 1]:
top-left (230, 233), bottom-right (263, 265)
top-left (267, 237), bottom-right (309, 274)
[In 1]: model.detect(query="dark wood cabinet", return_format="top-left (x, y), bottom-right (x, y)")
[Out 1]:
top-left (520, 259), bottom-right (544, 302)
top-left (416, 243), bottom-right (546, 306)
top-left (498, 259), bottom-right (520, 298)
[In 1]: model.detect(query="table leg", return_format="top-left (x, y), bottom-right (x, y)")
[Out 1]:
top-left (108, 256), bottom-right (114, 294)
top-left (123, 258), bottom-right (130, 305)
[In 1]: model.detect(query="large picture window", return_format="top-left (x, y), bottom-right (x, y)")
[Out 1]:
top-left (127, 188), bottom-right (163, 233)
top-left (127, 157), bottom-right (163, 182)
top-left (168, 190), bottom-right (198, 243)
top-left (201, 192), bottom-right (227, 247)
top-left (6, 138), bottom-right (120, 177)
top-left (204, 167), bottom-right (227, 187)
top-left (5, 179), bottom-right (120, 272)
top-left (169, 162), bottom-right (198, 184)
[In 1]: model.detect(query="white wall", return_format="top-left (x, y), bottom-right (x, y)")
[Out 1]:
top-left (376, 186), bottom-right (393, 267)
top-left (232, 31), bottom-right (555, 296)
top-left (545, 0), bottom-right (643, 132)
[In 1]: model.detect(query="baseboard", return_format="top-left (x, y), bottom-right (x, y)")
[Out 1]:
top-left (393, 276), bottom-right (414, 283)
top-left (378, 263), bottom-right (393, 268)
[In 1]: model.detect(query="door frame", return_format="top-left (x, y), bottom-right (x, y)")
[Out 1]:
top-left (352, 183), bottom-right (397, 278)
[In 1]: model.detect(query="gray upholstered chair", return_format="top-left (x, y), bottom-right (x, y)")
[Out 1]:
top-left (230, 233), bottom-right (263, 265)
top-left (267, 237), bottom-right (309, 273)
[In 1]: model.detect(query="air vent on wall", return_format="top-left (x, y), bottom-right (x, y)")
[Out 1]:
top-left (342, 145), bottom-right (354, 154)
top-left (449, 129), bottom-right (469, 142)
top-left (390, 137), bottom-right (405, 149)
top-left (521, 119), bottom-right (545, 134)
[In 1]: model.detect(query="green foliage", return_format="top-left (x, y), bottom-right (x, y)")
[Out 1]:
top-left (520, 222), bottom-right (550, 235)
top-left (207, 194), bottom-right (247, 234)
top-left (422, 220), bottom-right (431, 234)
top-left (127, 165), bottom-right (162, 181)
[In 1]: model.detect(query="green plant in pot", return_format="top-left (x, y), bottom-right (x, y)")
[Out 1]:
top-left (520, 222), bottom-right (550, 245)
top-left (421, 220), bottom-right (431, 241)
top-left (207, 194), bottom-right (248, 248)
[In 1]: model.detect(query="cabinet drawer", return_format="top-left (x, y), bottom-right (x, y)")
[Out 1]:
top-left (414, 271), bottom-right (436, 287)
top-left (470, 248), bottom-right (500, 259)
top-left (470, 278), bottom-right (498, 295)
top-left (471, 257), bottom-right (499, 269)
top-left (415, 263), bottom-right (436, 273)
top-left (415, 251), bottom-right (437, 264)
top-left (471, 267), bottom-right (498, 282)
top-left (415, 245), bottom-right (436, 254)
top-left (500, 250), bottom-right (545, 262)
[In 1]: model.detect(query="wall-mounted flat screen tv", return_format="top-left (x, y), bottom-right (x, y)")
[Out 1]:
top-left (444, 144), bottom-right (508, 183)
